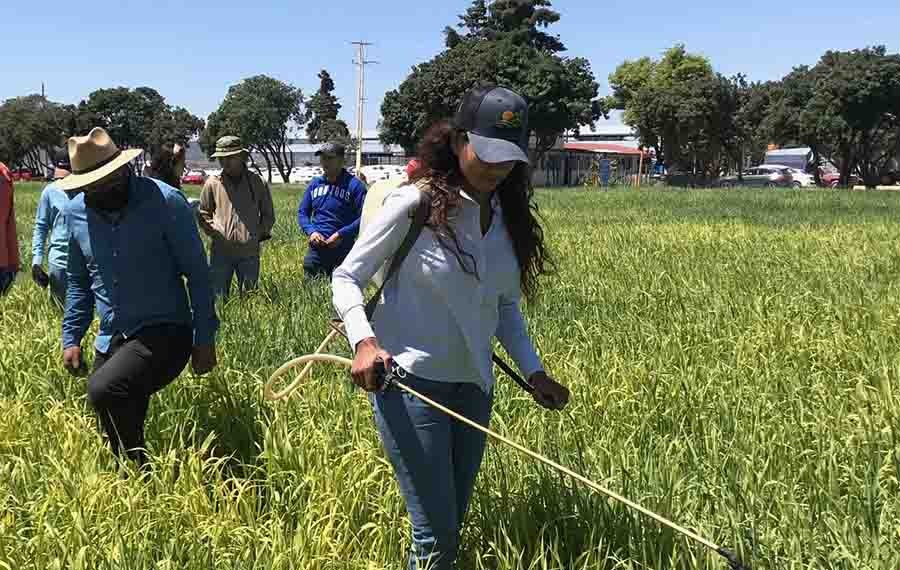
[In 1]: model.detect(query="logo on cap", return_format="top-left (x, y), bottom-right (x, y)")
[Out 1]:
top-left (496, 110), bottom-right (523, 130)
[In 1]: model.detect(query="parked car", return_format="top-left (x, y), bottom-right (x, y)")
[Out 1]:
top-left (180, 169), bottom-right (206, 186)
top-left (664, 171), bottom-right (716, 188)
top-left (720, 166), bottom-right (793, 188)
top-left (289, 166), bottom-right (323, 185)
top-left (819, 169), bottom-right (861, 188)
top-left (10, 168), bottom-right (33, 182)
top-left (759, 164), bottom-right (814, 187)
top-left (820, 170), bottom-right (841, 188)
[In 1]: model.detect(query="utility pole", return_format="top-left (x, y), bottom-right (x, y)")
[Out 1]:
top-left (352, 41), bottom-right (377, 172)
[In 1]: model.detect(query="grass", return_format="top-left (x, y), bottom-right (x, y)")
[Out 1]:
top-left (2, 181), bottom-right (899, 569)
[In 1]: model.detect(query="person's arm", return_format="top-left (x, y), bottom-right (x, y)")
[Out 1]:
top-left (332, 189), bottom-right (418, 351)
top-left (62, 233), bottom-right (94, 349)
top-left (259, 180), bottom-right (276, 238)
top-left (1, 177), bottom-right (19, 272)
top-left (297, 181), bottom-right (316, 236)
top-left (31, 189), bottom-right (51, 267)
top-left (163, 192), bottom-right (219, 348)
top-left (336, 179), bottom-right (368, 240)
top-left (496, 292), bottom-right (544, 380)
top-left (197, 180), bottom-right (225, 240)
top-left (497, 291), bottom-right (570, 409)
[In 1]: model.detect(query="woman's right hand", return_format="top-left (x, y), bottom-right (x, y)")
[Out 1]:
top-left (352, 337), bottom-right (393, 392)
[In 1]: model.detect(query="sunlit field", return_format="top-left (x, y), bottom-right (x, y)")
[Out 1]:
top-left (2, 181), bottom-right (899, 569)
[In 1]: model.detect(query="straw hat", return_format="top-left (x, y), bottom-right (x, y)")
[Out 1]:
top-left (56, 128), bottom-right (143, 192)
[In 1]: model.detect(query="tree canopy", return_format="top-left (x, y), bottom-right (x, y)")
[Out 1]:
top-left (381, 0), bottom-right (597, 161)
top-left (0, 87), bottom-right (203, 173)
top-left (201, 75), bottom-right (305, 183)
top-left (608, 43), bottom-right (900, 186)
top-left (305, 70), bottom-right (350, 145)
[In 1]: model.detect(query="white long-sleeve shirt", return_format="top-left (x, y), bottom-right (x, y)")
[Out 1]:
top-left (332, 184), bottom-right (544, 394)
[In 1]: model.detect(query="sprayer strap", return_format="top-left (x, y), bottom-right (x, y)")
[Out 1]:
top-left (364, 191), bottom-right (430, 320)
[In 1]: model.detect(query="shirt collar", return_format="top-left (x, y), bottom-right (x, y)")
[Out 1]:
top-left (459, 188), bottom-right (501, 211)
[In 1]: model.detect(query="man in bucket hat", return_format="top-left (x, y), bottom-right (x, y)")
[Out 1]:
top-left (198, 135), bottom-right (275, 298)
top-left (57, 127), bottom-right (218, 467)
top-left (297, 141), bottom-right (367, 278)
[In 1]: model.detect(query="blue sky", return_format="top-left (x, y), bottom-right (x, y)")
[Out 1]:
top-left (3, 0), bottom-right (898, 130)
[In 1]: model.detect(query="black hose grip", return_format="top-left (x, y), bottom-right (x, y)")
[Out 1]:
top-left (717, 547), bottom-right (749, 570)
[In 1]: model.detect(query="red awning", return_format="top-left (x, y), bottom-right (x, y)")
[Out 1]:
top-left (563, 142), bottom-right (646, 156)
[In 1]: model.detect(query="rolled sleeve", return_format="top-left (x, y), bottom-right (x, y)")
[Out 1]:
top-left (164, 192), bottom-right (219, 346)
top-left (62, 234), bottom-right (94, 349)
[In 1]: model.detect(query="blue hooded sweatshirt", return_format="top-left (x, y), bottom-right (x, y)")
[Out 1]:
top-left (297, 170), bottom-right (367, 240)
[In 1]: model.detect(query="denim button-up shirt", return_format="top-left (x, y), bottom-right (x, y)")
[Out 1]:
top-left (31, 183), bottom-right (70, 270)
top-left (62, 175), bottom-right (218, 353)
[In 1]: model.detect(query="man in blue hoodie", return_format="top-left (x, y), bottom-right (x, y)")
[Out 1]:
top-left (297, 142), bottom-right (367, 278)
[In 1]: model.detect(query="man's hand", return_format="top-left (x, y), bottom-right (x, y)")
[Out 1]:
top-left (309, 232), bottom-right (326, 248)
top-left (529, 371), bottom-right (570, 410)
top-left (325, 232), bottom-right (343, 249)
top-left (31, 265), bottom-right (50, 289)
top-left (63, 346), bottom-right (86, 376)
top-left (191, 345), bottom-right (217, 375)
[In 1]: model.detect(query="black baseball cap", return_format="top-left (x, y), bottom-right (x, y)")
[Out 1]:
top-left (315, 142), bottom-right (346, 157)
top-left (53, 148), bottom-right (71, 170)
top-left (454, 85), bottom-right (530, 164)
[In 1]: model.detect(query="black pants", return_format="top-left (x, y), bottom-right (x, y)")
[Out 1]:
top-left (88, 323), bottom-right (192, 464)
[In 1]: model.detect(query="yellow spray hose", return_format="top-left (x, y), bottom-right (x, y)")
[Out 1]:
top-left (263, 330), bottom-right (749, 569)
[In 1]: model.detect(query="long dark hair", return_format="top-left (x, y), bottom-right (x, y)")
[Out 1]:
top-left (147, 143), bottom-right (185, 189)
top-left (409, 120), bottom-right (551, 301)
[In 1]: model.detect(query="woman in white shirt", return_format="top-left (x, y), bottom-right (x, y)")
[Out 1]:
top-left (332, 85), bottom-right (570, 570)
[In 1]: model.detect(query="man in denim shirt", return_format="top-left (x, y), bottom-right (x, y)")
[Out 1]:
top-left (57, 127), bottom-right (219, 466)
top-left (31, 150), bottom-right (72, 307)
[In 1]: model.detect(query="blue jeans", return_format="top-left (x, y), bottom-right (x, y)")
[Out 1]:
top-left (210, 253), bottom-right (260, 298)
top-left (370, 373), bottom-right (493, 570)
top-left (303, 241), bottom-right (352, 279)
top-left (49, 265), bottom-right (67, 309)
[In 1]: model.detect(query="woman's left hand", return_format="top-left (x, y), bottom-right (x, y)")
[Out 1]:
top-left (529, 371), bottom-right (570, 410)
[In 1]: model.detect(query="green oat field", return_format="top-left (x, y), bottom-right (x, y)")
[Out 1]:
top-left (1, 181), bottom-right (899, 569)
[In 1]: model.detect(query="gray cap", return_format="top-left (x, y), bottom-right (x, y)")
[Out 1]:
top-left (315, 142), bottom-right (346, 157)
top-left (453, 85), bottom-right (530, 164)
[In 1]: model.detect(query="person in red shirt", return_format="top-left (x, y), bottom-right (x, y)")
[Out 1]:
top-left (0, 162), bottom-right (21, 295)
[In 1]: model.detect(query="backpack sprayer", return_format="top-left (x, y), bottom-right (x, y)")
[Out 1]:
top-left (263, 187), bottom-right (750, 570)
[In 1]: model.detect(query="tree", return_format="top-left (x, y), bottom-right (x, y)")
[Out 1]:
top-left (73, 87), bottom-right (204, 166)
top-left (444, 0), bottom-right (564, 53)
top-left (607, 45), bottom-right (718, 173)
top-left (381, 0), bottom-right (597, 163)
top-left (305, 70), bottom-right (350, 144)
top-left (804, 47), bottom-right (900, 188)
top-left (0, 95), bottom-right (72, 172)
top-left (201, 75), bottom-right (305, 183)
top-left (713, 75), bottom-right (773, 179)
top-left (765, 66), bottom-right (830, 184)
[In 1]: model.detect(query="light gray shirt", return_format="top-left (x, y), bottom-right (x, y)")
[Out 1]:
top-left (332, 184), bottom-right (543, 393)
